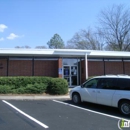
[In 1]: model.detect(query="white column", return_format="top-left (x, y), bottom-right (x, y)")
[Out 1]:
top-left (85, 53), bottom-right (88, 79)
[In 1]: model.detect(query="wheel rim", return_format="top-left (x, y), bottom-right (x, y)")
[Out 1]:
top-left (73, 94), bottom-right (79, 103)
top-left (121, 103), bottom-right (130, 115)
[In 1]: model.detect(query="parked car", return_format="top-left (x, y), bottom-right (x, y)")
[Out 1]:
top-left (69, 75), bottom-right (130, 115)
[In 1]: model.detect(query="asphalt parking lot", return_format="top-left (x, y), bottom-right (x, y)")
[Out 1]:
top-left (0, 99), bottom-right (129, 130)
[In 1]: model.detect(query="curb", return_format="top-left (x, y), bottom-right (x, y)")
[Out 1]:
top-left (0, 95), bottom-right (70, 100)
top-left (0, 88), bottom-right (72, 100)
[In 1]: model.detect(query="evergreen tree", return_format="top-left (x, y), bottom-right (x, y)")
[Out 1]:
top-left (47, 34), bottom-right (65, 49)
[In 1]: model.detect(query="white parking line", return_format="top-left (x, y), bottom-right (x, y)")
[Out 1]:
top-left (2, 100), bottom-right (49, 129)
top-left (53, 100), bottom-right (129, 121)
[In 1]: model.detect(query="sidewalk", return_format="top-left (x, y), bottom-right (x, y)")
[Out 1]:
top-left (0, 95), bottom-right (70, 100)
top-left (0, 89), bottom-right (72, 100)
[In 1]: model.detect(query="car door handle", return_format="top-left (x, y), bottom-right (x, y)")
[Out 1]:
top-left (92, 90), bottom-right (95, 92)
top-left (97, 91), bottom-right (100, 93)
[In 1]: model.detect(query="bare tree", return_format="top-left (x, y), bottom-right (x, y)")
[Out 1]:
top-left (98, 4), bottom-right (130, 51)
top-left (66, 28), bottom-right (104, 50)
top-left (24, 46), bottom-right (31, 49)
top-left (35, 46), bottom-right (47, 49)
top-left (15, 46), bottom-right (31, 49)
top-left (15, 46), bottom-right (22, 49)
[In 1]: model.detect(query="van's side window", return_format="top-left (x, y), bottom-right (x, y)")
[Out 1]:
top-left (117, 78), bottom-right (130, 90)
top-left (97, 78), bottom-right (117, 89)
top-left (83, 78), bottom-right (99, 88)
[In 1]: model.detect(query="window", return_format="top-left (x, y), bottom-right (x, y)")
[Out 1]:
top-left (97, 78), bottom-right (117, 89)
top-left (117, 78), bottom-right (130, 90)
top-left (83, 78), bottom-right (99, 88)
top-left (63, 58), bottom-right (78, 65)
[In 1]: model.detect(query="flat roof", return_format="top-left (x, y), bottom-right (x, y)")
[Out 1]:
top-left (0, 48), bottom-right (130, 58)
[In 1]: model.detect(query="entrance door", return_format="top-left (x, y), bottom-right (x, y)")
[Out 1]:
top-left (63, 66), bottom-right (78, 87)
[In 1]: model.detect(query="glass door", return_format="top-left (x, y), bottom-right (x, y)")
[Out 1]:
top-left (71, 66), bottom-right (77, 86)
top-left (63, 66), bottom-right (78, 87)
top-left (63, 66), bottom-right (70, 86)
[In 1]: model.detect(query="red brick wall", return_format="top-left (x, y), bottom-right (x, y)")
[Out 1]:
top-left (0, 59), bottom-right (7, 76)
top-left (81, 60), bottom-right (124, 83)
top-left (81, 60), bottom-right (104, 83)
top-left (81, 60), bottom-right (86, 83)
top-left (0, 58), bottom-right (129, 81)
top-left (124, 62), bottom-right (130, 75)
top-left (8, 60), bottom-right (32, 76)
top-left (88, 61), bottom-right (104, 76)
top-left (105, 61), bottom-right (123, 75)
top-left (34, 60), bottom-right (58, 77)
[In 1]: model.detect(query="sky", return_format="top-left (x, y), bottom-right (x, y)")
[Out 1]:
top-left (0, 0), bottom-right (130, 49)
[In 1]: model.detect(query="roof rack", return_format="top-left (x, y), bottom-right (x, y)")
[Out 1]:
top-left (105, 74), bottom-right (129, 76)
top-left (117, 74), bottom-right (129, 76)
top-left (105, 74), bottom-right (116, 76)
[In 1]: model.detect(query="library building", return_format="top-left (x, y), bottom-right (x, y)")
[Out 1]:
top-left (0, 49), bottom-right (130, 87)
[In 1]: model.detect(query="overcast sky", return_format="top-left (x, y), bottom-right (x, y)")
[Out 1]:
top-left (0, 0), bottom-right (130, 48)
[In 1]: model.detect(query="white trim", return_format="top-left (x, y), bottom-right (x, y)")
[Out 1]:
top-left (34, 58), bottom-right (58, 61)
top-left (123, 60), bottom-right (130, 62)
top-left (85, 53), bottom-right (88, 79)
top-left (9, 58), bottom-right (33, 60)
top-left (88, 59), bottom-right (103, 61)
top-left (104, 59), bottom-right (122, 62)
top-left (0, 49), bottom-right (130, 58)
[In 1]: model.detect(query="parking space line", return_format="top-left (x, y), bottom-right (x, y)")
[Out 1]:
top-left (53, 100), bottom-right (129, 121)
top-left (2, 100), bottom-right (49, 129)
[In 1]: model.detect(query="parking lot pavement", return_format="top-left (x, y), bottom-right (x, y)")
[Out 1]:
top-left (0, 99), bottom-right (129, 130)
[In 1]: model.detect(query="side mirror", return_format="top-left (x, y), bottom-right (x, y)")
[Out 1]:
top-left (81, 83), bottom-right (85, 88)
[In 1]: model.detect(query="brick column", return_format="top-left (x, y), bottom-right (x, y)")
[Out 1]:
top-left (58, 58), bottom-right (62, 78)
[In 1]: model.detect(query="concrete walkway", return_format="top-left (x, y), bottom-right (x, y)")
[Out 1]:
top-left (0, 95), bottom-right (70, 100)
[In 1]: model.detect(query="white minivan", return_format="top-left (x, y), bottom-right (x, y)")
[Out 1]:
top-left (69, 75), bottom-right (130, 115)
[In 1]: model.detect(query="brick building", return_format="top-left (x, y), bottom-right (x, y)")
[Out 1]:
top-left (0, 49), bottom-right (130, 87)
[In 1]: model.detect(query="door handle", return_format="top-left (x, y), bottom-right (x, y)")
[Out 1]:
top-left (92, 90), bottom-right (95, 92)
top-left (97, 91), bottom-right (100, 93)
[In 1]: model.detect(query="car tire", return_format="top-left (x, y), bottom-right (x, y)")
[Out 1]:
top-left (72, 93), bottom-right (81, 104)
top-left (119, 100), bottom-right (130, 115)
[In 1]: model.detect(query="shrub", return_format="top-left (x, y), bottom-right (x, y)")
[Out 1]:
top-left (0, 77), bottom-right (68, 95)
top-left (12, 87), bottom-right (25, 94)
top-left (0, 85), bottom-right (12, 94)
top-left (47, 78), bottom-right (68, 95)
top-left (25, 83), bottom-right (47, 94)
